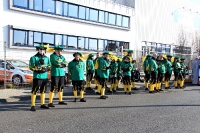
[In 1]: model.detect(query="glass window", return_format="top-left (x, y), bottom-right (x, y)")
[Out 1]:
top-left (68, 4), bottom-right (78, 18)
top-left (78, 37), bottom-right (85, 50)
top-left (105, 12), bottom-right (108, 23)
top-left (161, 44), bottom-right (166, 53)
top-left (108, 13), bottom-right (116, 25)
top-left (165, 45), bottom-right (170, 53)
top-left (122, 16), bottom-right (129, 27)
top-left (29, 0), bottom-right (34, 9)
top-left (79, 6), bottom-right (86, 19)
top-left (34, 0), bottom-right (42, 11)
top-left (107, 41), bottom-right (116, 51)
top-left (28, 31), bottom-right (33, 47)
top-left (42, 33), bottom-right (54, 46)
top-left (99, 11), bottom-right (104, 23)
top-left (156, 44), bottom-right (162, 52)
top-left (13, 30), bottom-right (28, 46)
top-left (56, 1), bottom-right (63, 15)
top-left (86, 8), bottom-right (89, 20)
top-left (63, 35), bottom-right (67, 48)
top-left (104, 40), bottom-right (108, 51)
top-left (43, 0), bottom-right (55, 13)
top-left (98, 40), bottom-right (104, 51)
top-left (63, 3), bottom-right (68, 16)
top-left (68, 36), bottom-right (77, 49)
top-left (13, 0), bottom-right (28, 8)
top-left (89, 39), bottom-right (97, 51)
top-left (116, 15), bottom-right (122, 26)
top-left (85, 38), bottom-right (89, 50)
top-left (33, 32), bottom-right (41, 46)
top-left (89, 9), bottom-right (98, 21)
top-left (55, 34), bottom-right (62, 46)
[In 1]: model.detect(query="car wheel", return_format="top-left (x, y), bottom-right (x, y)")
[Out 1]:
top-left (12, 75), bottom-right (22, 86)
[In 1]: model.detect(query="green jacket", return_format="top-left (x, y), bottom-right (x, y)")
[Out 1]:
top-left (157, 60), bottom-right (166, 74)
top-left (86, 58), bottom-right (94, 74)
top-left (96, 57), bottom-right (104, 76)
top-left (99, 58), bottom-right (111, 78)
top-left (29, 53), bottom-right (51, 79)
top-left (68, 59), bottom-right (85, 81)
top-left (121, 62), bottom-right (133, 76)
top-left (50, 52), bottom-right (68, 77)
top-left (180, 62), bottom-right (187, 74)
top-left (173, 61), bottom-right (182, 73)
top-left (143, 58), bottom-right (150, 73)
top-left (110, 62), bottom-right (118, 77)
top-left (149, 57), bottom-right (158, 74)
top-left (164, 60), bottom-right (173, 74)
top-left (117, 61), bottom-right (122, 75)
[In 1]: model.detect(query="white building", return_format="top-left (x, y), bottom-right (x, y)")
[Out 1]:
top-left (0, 0), bottom-right (200, 62)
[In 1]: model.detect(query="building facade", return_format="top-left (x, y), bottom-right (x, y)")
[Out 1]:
top-left (0, 0), bottom-right (199, 62)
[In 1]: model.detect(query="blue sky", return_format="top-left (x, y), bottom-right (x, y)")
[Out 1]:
top-left (188, 0), bottom-right (200, 6)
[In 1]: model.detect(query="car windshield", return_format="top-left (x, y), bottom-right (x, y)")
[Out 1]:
top-left (7, 60), bottom-right (29, 67)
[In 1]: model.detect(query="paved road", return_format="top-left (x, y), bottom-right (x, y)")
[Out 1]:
top-left (0, 83), bottom-right (200, 133)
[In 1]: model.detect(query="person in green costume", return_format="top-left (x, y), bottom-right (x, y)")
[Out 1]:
top-left (99, 52), bottom-right (110, 99)
top-left (94, 52), bottom-right (101, 94)
top-left (86, 54), bottom-right (95, 90)
top-left (121, 56), bottom-right (133, 95)
top-left (143, 54), bottom-right (152, 90)
top-left (173, 56), bottom-right (183, 88)
top-left (131, 60), bottom-right (137, 90)
top-left (68, 52), bottom-right (86, 102)
top-left (29, 44), bottom-right (51, 111)
top-left (107, 57), bottom-right (118, 94)
top-left (48, 45), bottom-right (68, 107)
top-left (148, 53), bottom-right (158, 93)
top-left (156, 54), bottom-right (165, 91)
top-left (116, 57), bottom-right (122, 89)
top-left (180, 57), bottom-right (188, 88)
top-left (164, 54), bottom-right (173, 89)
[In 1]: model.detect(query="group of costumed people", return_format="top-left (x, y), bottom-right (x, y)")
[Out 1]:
top-left (29, 44), bottom-right (190, 111)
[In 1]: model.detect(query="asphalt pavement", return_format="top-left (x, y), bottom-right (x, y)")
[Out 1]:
top-left (0, 82), bottom-right (200, 133)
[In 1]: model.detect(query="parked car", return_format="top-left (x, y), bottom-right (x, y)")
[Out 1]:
top-left (0, 59), bottom-right (33, 85)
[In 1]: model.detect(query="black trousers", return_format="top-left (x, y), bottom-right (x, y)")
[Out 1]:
top-left (165, 71), bottom-right (171, 81)
top-left (174, 72), bottom-right (183, 81)
top-left (131, 72), bottom-right (135, 82)
top-left (157, 72), bottom-right (165, 83)
top-left (144, 72), bottom-right (151, 82)
top-left (123, 76), bottom-right (131, 85)
top-left (150, 71), bottom-right (157, 84)
top-left (50, 76), bottom-right (65, 92)
top-left (100, 78), bottom-right (108, 88)
top-left (110, 77), bottom-right (117, 84)
top-left (31, 78), bottom-right (48, 94)
top-left (87, 73), bottom-right (93, 82)
top-left (72, 80), bottom-right (85, 91)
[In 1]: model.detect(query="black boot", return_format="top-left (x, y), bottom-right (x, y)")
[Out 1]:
top-left (100, 96), bottom-right (107, 99)
top-left (149, 91), bottom-right (154, 93)
top-left (128, 92), bottom-right (132, 95)
top-left (58, 101), bottom-right (67, 105)
top-left (48, 103), bottom-right (55, 107)
top-left (145, 88), bottom-right (148, 91)
top-left (40, 104), bottom-right (49, 109)
top-left (86, 87), bottom-right (92, 90)
top-left (74, 98), bottom-right (77, 102)
top-left (30, 106), bottom-right (36, 111)
top-left (96, 92), bottom-right (101, 95)
top-left (133, 88), bottom-right (138, 90)
top-left (124, 92), bottom-right (127, 94)
top-left (80, 98), bottom-right (86, 102)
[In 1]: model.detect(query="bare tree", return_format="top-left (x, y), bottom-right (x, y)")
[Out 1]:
top-left (177, 27), bottom-right (188, 56)
top-left (191, 30), bottom-right (200, 57)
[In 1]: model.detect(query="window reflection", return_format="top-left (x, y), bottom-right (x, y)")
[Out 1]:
top-left (122, 16), bottom-right (129, 27)
top-left (28, 31), bottom-right (33, 47)
top-left (34, 0), bottom-right (42, 11)
top-left (116, 15), bottom-right (122, 26)
top-left (43, 0), bottom-right (55, 13)
top-left (43, 33), bottom-right (54, 47)
top-left (56, 1), bottom-right (63, 15)
top-left (107, 41), bottom-right (116, 51)
top-left (68, 4), bottom-right (78, 18)
top-left (89, 9), bottom-right (98, 21)
top-left (98, 40), bottom-right (104, 51)
top-left (78, 37), bottom-right (85, 50)
top-left (165, 45), bottom-right (170, 53)
top-left (63, 3), bottom-right (68, 16)
top-left (68, 36), bottom-right (77, 49)
top-left (63, 35), bottom-right (67, 48)
top-left (99, 11), bottom-right (105, 23)
top-left (108, 13), bottom-right (116, 25)
top-left (86, 8), bottom-right (89, 20)
top-left (29, 0), bottom-right (34, 9)
top-left (13, 0), bottom-right (28, 8)
top-left (55, 34), bottom-right (62, 46)
top-left (79, 6), bottom-right (86, 19)
top-left (105, 12), bottom-right (108, 23)
top-left (89, 39), bottom-right (97, 51)
top-left (33, 32), bottom-right (41, 46)
top-left (13, 30), bottom-right (28, 46)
